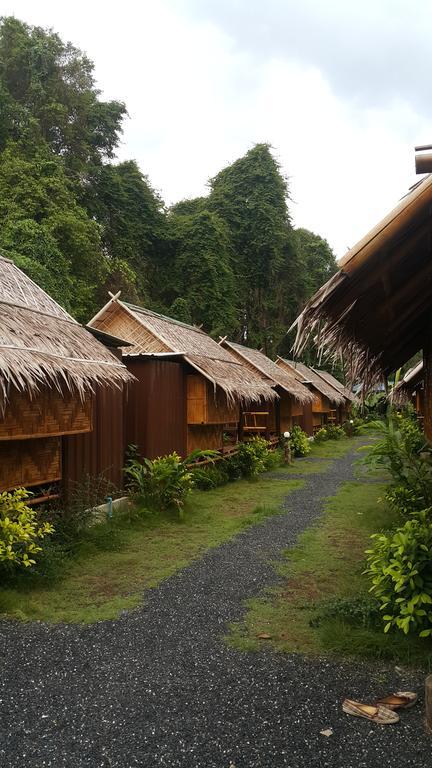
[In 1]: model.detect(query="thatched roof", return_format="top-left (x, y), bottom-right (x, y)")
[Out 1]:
top-left (312, 368), bottom-right (358, 404)
top-left (292, 174), bottom-right (432, 389)
top-left (89, 298), bottom-right (277, 405)
top-left (220, 340), bottom-right (314, 404)
top-left (392, 361), bottom-right (423, 405)
top-left (276, 358), bottom-right (346, 405)
top-left (0, 255), bottom-right (132, 407)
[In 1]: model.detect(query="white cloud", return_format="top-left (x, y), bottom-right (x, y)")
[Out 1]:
top-left (2, 0), bottom-right (430, 258)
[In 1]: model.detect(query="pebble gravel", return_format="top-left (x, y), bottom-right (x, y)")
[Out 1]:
top-left (0, 442), bottom-right (429, 767)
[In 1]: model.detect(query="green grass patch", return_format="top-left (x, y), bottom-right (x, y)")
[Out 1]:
top-left (227, 478), bottom-right (432, 669)
top-left (309, 435), bottom-right (363, 459)
top-left (0, 475), bottom-right (303, 624)
top-left (268, 460), bottom-right (333, 476)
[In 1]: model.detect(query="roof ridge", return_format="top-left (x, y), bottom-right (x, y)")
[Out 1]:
top-left (123, 301), bottom-right (207, 335)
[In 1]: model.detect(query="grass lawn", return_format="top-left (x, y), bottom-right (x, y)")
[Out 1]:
top-left (227, 478), bottom-right (432, 670)
top-left (0, 474), bottom-right (304, 624)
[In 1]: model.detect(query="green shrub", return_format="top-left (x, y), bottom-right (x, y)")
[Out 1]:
top-left (385, 485), bottom-right (426, 518)
top-left (192, 462), bottom-right (230, 490)
top-left (236, 436), bottom-right (270, 478)
top-left (290, 425), bottom-right (311, 457)
top-left (314, 427), bottom-right (329, 442)
top-left (125, 453), bottom-right (195, 514)
top-left (326, 424), bottom-right (345, 440)
top-left (263, 447), bottom-right (284, 471)
top-left (365, 416), bottom-right (431, 503)
top-left (125, 450), bottom-right (219, 513)
top-left (0, 488), bottom-right (54, 571)
top-left (365, 511), bottom-right (432, 637)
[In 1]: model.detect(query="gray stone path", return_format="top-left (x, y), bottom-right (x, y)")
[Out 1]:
top-left (0, 441), bottom-right (429, 767)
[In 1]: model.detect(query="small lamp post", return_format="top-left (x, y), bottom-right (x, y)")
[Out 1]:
top-left (283, 431), bottom-right (292, 464)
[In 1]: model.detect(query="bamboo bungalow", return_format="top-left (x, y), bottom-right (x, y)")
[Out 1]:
top-left (311, 368), bottom-right (357, 422)
top-left (292, 171), bottom-right (432, 439)
top-left (392, 361), bottom-right (424, 421)
top-left (275, 358), bottom-right (346, 434)
top-left (88, 297), bottom-right (276, 458)
top-left (219, 340), bottom-right (314, 436)
top-left (0, 256), bottom-right (132, 498)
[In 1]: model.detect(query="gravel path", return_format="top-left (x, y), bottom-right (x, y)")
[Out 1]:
top-left (0, 442), bottom-right (429, 767)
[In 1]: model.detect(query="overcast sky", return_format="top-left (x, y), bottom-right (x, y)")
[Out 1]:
top-left (3, 0), bottom-right (431, 257)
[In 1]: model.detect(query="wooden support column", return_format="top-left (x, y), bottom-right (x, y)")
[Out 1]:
top-left (423, 335), bottom-right (432, 441)
top-left (425, 674), bottom-right (432, 732)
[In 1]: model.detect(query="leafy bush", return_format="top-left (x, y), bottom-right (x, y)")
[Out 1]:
top-left (125, 452), bottom-right (195, 514)
top-left (0, 488), bottom-right (54, 571)
top-left (385, 485), bottom-right (426, 518)
top-left (290, 425), bottom-right (311, 457)
top-left (314, 427), bottom-right (328, 442)
top-left (263, 447), bottom-right (284, 471)
top-left (326, 424), bottom-right (345, 440)
top-left (235, 436), bottom-right (270, 478)
top-left (365, 511), bottom-right (432, 637)
top-left (365, 415), bottom-right (431, 504)
top-left (192, 462), bottom-right (230, 490)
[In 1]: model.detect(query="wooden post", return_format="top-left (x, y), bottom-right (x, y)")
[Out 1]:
top-left (423, 337), bottom-right (432, 441)
top-left (425, 674), bottom-right (432, 732)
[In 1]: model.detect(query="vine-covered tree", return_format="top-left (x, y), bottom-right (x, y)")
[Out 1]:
top-left (0, 16), bottom-right (338, 349)
top-left (85, 160), bottom-right (168, 303)
top-left (166, 209), bottom-right (237, 337)
top-left (208, 143), bottom-right (297, 354)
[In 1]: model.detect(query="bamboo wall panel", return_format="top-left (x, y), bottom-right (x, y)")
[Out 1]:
top-left (0, 437), bottom-right (61, 492)
top-left (187, 375), bottom-right (207, 423)
top-left (207, 385), bottom-right (239, 424)
top-left (94, 303), bottom-right (170, 354)
top-left (187, 424), bottom-right (224, 453)
top-left (313, 413), bottom-right (325, 428)
top-left (0, 387), bottom-right (92, 441)
top-left (62, 384), bottom-right (124, 492)
top-left (187, 376), bottom-right (239, 424)
top-left (312, 393), bottom-right (331, 414)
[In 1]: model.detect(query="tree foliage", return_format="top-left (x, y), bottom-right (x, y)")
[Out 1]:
top-left (0, 16), bottom-right (338, 356)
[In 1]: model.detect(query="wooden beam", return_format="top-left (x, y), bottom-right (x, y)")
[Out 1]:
top-left (424, 326), bottom-right (432, 442)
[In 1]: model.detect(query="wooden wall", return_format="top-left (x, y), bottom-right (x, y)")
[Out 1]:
top-left (124, 359), bottom-right (187, 460)
top-left (63, 385), bottom-right (125, 492)
top-left (187, 424), bottom-right (224, 453)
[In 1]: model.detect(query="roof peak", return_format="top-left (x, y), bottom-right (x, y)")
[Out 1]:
top-left (122, 300), bottom-right (207, 335)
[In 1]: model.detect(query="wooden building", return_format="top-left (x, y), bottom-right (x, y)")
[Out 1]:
top-left (292, 171), bottom-right (432, 439)
top-left (0, 256), bottom-right (132, 498)
top-left (88, 297), bottom-right (276, 458)
top-left (275, 359), bottom-right (346, 434)
top-left (392, 361), bottom-right (424, 422)
top-left (219, 340), bottom-right (314, 436)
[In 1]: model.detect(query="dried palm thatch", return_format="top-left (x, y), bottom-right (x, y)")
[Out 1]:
top-left (391, 361), bottom-right (423, 406)
top-left (220, 340), bottom-right (314, 404)
top-left (292, 174), bottom-right (432, 391)
top-left (276, 358), bottom-right (346, 406)
top-left (89, 298), bottom-right (277, 405)
top-left (0, 255), bottom-right (132, 409)
top-left (312, 368), bottom-right (358, 404)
